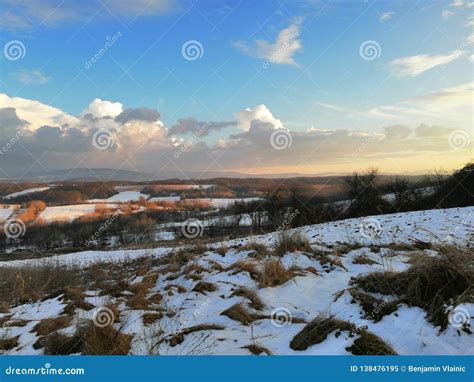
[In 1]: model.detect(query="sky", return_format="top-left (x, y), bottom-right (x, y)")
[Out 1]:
top-left (0, 0), bottom-right (473, 179)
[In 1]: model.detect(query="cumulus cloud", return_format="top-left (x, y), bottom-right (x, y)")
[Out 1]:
top-left (234, 18), bottom-right (303, 65)
top-left (389, 50), bottom-right (465, 77)
top-left (234, 104), bottom-right (283, 131)
top-left (82, 98), bottom-right (123, 119)
top-left (441, 10), bottom-right (454, 18)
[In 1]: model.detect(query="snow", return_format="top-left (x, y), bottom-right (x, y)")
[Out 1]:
top-left (4, 187), bottom-right (50, 199)
top-left (149, 196), bottom-right (181, 202)
top-left (90, 191), bottom-right (150, 203)
top-left (0, 208), bottom-right (14, 223)
top-left (37, 204), bottom-right (117, 223)
top-left (184, 197), bottom-right (263, 208)
top-left (0, 206), bottom-right (472, 356)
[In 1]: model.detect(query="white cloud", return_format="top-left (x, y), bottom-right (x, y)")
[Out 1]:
top-left (470, 54), bottom-right (474, 62)
top-left (14, 69), bottom-right (50, 85)
top-left (234, 104), bottom-right (283, 131)
top-left (234, 19), bottom-right (303, 65)
top-left (450, 0), bottom-right (474, 8)
top-left (389, 50), bottom-right (465, 77)
top-left (379, 12), bottom-right (394, 21)
top-left (465, 15), bottom-right (474, 26)
top-left (442, 10), bottom-right (454, 18)
top-left (0, 93), bottom-right (78, 130)
top-left (82, 99), bottom-right (123, 119)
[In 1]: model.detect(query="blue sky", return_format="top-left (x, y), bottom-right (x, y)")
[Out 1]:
top-left (0, 0), bottom-right (472, 176)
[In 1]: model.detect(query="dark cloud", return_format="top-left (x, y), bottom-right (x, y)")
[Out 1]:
top-left (0, 107), bottom-right (28, 137)
top-left (383, 125), bottom-right (413, 140)
top-left (167, 118), bottom-right (237, 136)
top-left (115, 107), bottom-right (160, 124)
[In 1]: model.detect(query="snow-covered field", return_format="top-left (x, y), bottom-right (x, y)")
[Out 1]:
top-left (0, 207), bottom-right (472, 356)
top-left (184, 197), bottom-right (263, 208)
top-left (89, 191), bottom-right (150, 203)
top-left (0, 208), bottom-right (14, 223)
top-left (37, 204), bottom-right (117, 223)
top-left (3, 187), bottom-right (50, 199)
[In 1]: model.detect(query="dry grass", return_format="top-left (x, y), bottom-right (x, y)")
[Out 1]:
top-left (0, 263), bottom-right (81, 308)
top-left (349, 289), bottom-right (398, 322)
top-left (168, 324), bottom-right (225, 347)
top-left (192, 281), bottom-right (217, 294)
top-left (258, 260), bottom-right (296, 288)
top-left (352, 255), bottom-right (379, 265)
top-left (346, 331), bottom-right (397, 355)
top-left (142, 312), bottom-right (163, 326)
top-left (42, 321), bottom-right (132, 355)
top-left (353, 246), bottom-right (474, 330)
top-left (220, 303), bottom-right (257, 325)
top-left (274, 233), bottom-right (311, 257)
top-left (243, 344), bottom-right (272, 355)
top-left (0, 335), bottom-right (19, 351)
top-left (231, 287), bottom-right (264, 310)
top-left (227, 261), bottom-right (260, 279)
top-left (290, 315), bottom-right (354, 351)
top-left (240, 242), bottom-right (271, 258)
top-left (34, 316), bottom-right (73, 336)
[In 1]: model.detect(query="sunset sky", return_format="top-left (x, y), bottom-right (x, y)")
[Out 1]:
top-left (0, 0), bottom-right (472, 179)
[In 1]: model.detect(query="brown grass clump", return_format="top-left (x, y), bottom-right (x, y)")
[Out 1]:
top-left (349, 289), bottom-right (398, 322)
top-left (274, 233), bottom-right (311, 257)
top-left (62, 299), bottom-right (94, 315)
top-left (168, 324), bottom-right (225, 347)
top-left (352, 246), bottom-right (474, 330)
top-left (240, 242), bottom-right (271, 258)
top-left (290, 315), bottom-right (354, 351)
top-left (346, 331), bottom-right (397, 355)
top-left (192, 281), bottom-right (217, 294)
top-left (0, 335), bottom-right (19, 351)
top-left (34, 316), bottom-right (73, 336)
top-left (148, 293), bottom-right (163, 305)
top-left (221, 303), bottom-right (257, 325)
top-left (258, 260), bottom-right (295, 288)
top-left (243, 344), bottom-right (272, 355)
top-left (231, 287), bottom-right (264, 310)
top-left (142, 313), bottom-right (163, 326)
top-left (352, 255), bottom-right (379, 265)
top-left (42, 321), bottom-right (132, 355)
top-left (0, 263), bottom-right (80, 308)
top-left (227, 261), bottom-right (260, 279)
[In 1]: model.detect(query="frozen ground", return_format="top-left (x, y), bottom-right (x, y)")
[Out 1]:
top-left (3, 187), bottom-right (50, 200)
top-left (0, 207), bottom-right (472, 355)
